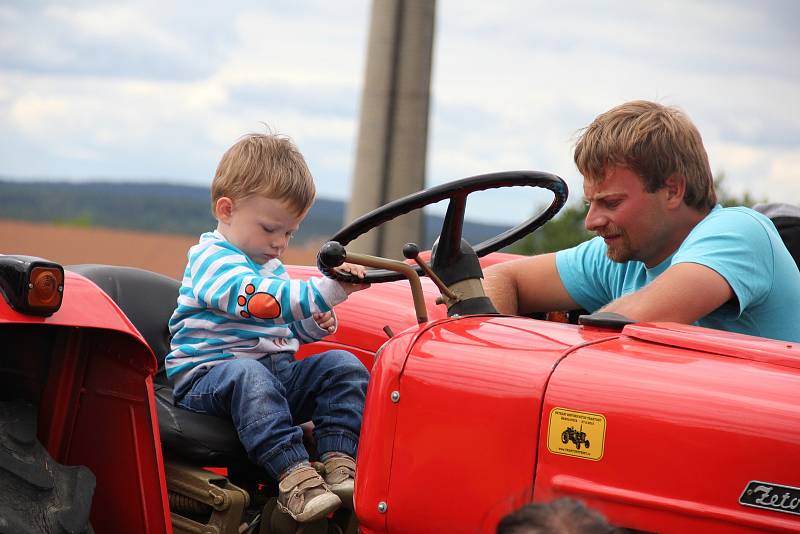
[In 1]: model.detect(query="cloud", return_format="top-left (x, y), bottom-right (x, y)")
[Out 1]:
top-left (0, 0), bottom-right (368, 190)
top-left (0, 1), bottom-right (232, 80)
top-left (0, 0), bottom-right (797, 228)
top-left (427, 0), bottom-right (800, 219)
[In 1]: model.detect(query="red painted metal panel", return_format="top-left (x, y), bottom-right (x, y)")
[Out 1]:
top-left (624, 322), bottom-right (800, 369)
top-left (1, 270), bottom-right (171, 533)
top-left (356, 315), bottom-right (613, 533)
top-left (355, 329), bottom-right (418, 533)
top-left (295, 340), bottom-right (377, 372)
top-left (38, 328), bottom-right (89, 459)
top-left (536, 334), bottom-right (800, 533)
top-left (64, 330), bottom-right (171, 533)
top-left (1, 272), bottom-right (154, 362)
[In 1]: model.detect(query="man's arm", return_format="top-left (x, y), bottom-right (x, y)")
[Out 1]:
top-left (483, 253), bottom-right (580, 315)
top-left (601, 263), bottom-right (733, 323)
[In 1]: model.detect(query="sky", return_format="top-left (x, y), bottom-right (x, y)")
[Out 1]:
top-left (1, 0), bottom-right (798, 225)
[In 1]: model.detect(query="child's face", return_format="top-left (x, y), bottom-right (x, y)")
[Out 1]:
top-left (216, 195), bottom-right (306, 264)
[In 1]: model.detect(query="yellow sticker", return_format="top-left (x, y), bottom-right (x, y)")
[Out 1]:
top-left (547, 407), bottom-right (606, 461)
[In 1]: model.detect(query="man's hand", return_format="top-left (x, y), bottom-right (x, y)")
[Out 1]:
top-left (335, 262), bottom-right (370, 295)
top-left (314, 311), bottom-right (336, 334)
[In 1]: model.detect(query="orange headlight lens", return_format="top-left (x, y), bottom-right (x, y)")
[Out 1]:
top-left (0, 256), bottom-right (65, 316)
top-left (28, 266), bottom-right (63, 309)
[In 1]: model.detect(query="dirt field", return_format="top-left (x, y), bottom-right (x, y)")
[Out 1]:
top-left (0, 219), bottom-right (319, 279)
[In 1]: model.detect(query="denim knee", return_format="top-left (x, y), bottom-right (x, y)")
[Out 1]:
top-left (224, 358), bottom-right (269, 380)
top-left (222, 359), bottom-right (286, 402)
top-left (310, 350), bottom-right (369, 458)
top-left (327, 350), bottom-right (370, 380)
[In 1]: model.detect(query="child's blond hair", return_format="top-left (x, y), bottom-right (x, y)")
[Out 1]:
top-left (211, 133), bottom-right (316, 217)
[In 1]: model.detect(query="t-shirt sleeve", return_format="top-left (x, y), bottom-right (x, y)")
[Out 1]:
top-left (555, 236), bottom-right (618, 312)
top-left (671, 209), bottom-right (774, 316)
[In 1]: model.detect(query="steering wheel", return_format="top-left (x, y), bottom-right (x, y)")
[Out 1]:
top-left (318, 170), bottom-right (568, 284)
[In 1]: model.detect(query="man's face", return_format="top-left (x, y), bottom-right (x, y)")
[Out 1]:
top-left (583, 165), bottom-right (671, 266)
top-left (217, 195), bottom-right (306, 264)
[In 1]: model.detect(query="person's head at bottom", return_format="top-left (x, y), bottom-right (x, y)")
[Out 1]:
top-left (497, 498), bottom-right (619, 534)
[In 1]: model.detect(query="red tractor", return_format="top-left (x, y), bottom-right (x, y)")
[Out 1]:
top-left (1, 171), bottom-right (798, 533)
top-left (561, 426), bottom-right (590, 450)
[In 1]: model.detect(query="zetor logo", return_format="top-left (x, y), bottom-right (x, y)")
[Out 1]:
top-left (739, 481), bottom-right (800, 516)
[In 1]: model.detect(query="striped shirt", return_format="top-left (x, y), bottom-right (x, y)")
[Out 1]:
top-left (166, 230), bottom-right (347, 388)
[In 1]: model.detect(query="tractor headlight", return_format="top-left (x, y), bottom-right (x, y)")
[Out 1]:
top-left (0, 255), bottom-right (64, 316)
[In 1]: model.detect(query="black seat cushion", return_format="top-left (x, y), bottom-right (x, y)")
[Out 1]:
top-left (754, 203), bottom-right (800, 269)
top-left (154, 384), bottom-right (250, 465)
top-left (66, 264), bottom-right (251, 466)
top-left (772, 216), bottom-right (800, 269)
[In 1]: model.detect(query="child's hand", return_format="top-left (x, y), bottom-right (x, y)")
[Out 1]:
top-left (336, 262), bottom-right (367, 278)
top-left (314, 311), bottom-right (336, 334)
top-left (335, 262), bottom-right (370, 295)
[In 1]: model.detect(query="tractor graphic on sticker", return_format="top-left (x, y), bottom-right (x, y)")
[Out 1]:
top-left (561, 425), bottom-right (590, 450)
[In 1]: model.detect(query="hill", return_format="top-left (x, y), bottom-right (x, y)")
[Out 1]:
top-left (0, 219), bottom-right (319, 279)
top-left (0, 179), bottom-right (509, 249)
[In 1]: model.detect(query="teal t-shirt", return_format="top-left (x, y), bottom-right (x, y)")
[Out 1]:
top-left (555, 205), bottom-right (800, 342)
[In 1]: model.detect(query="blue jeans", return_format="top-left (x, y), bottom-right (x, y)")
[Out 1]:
top-left (174, 350), bottom-right (369, 479)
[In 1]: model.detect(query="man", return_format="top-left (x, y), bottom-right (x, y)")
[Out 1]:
top-left (484, 100), bottom-right (800, 343)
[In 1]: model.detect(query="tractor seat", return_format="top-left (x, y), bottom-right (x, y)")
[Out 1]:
top-left (67, 265), bottom-right (250, 467)
top-left (753, 203), bottom-right (800, 269)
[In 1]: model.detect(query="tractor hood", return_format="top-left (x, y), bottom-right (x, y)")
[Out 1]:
top-left (355, 315), bottom-right (619, 533)
top-left (623, 322), bottom-right (800, 369)
top-left (355, 314), bottom-right (800, 534)
top-left (293, 261), bottom-right (800, 533)
top-left (536, 322), bottom-right (800, 533)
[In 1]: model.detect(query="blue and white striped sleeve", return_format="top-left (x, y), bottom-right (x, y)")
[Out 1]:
top-left (186, 244), bottom-right (347, 325)
top-left (290, 314), bottom-right (336, 343)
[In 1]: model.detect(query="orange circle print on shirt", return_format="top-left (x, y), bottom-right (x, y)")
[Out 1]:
top-left (237, 284), bottom-right (281, 319)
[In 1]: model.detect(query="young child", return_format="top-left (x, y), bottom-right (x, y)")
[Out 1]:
top-left (166, 133), bottom-right (370, 523)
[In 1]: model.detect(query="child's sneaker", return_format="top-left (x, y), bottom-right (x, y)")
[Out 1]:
top-left (277, 464), bottom-right (341, 522)
top-left (323, 455), bottom-right (356, 505)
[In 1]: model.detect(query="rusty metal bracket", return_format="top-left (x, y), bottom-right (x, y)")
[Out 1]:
top-left (166, 461), bottom-right (249, 534)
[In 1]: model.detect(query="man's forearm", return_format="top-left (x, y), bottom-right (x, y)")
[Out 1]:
top-left (599, 263), bottom-right (733, 324)
top-left (483, 265), bottom-right (519, 315)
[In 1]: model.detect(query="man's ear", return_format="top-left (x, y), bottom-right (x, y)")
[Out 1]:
top-left (664, 174), bottom-right (686, 209)
top-left (215, 197), bottom-right (234, 223)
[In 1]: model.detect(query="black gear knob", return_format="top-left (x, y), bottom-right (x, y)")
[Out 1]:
top-left (402, 243), bottom-right (420, 260)
top-left (319, 241), bottom-right (347, 268)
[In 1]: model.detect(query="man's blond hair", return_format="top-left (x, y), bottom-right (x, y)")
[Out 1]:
top-left (574, 100), bottom-right (716, 211)
top-left (211, 133), bottom-right (316, 216)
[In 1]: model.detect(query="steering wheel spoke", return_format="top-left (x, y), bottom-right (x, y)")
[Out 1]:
top-left (436, 194), bottom-right (467, 260)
